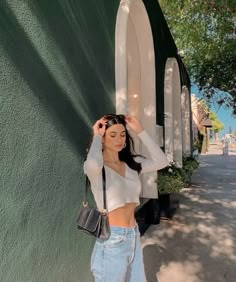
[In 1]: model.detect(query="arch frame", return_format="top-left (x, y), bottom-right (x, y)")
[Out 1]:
top-left (164, 57), bottom-right (183, 167)
top-left (115, 0), bottom-right (158, 198)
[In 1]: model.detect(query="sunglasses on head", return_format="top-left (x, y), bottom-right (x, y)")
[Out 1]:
top-left (103, 114), bottom-right (125, 119)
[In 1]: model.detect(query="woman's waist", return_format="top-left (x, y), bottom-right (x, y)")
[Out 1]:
top-left (109, 224), bottom-right (139, 237)
top-left (108, 203), bottom-right (137, 227)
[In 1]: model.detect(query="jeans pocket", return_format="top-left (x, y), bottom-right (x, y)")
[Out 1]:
top-left (104, 234), bottom-right (126, 248)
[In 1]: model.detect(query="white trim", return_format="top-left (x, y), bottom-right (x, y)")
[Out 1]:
top-left (115, 1), bottom-right (129, 114)
top-left (181, 86), bottom-right (191, 155)
top-left (164, 58), bottom-right (182, 167)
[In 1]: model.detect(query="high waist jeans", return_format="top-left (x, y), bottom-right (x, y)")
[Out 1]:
top-left (91, 225), bottom-right (146, 282)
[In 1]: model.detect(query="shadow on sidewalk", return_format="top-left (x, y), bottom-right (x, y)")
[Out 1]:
top-left (142, 154), bottom-right (236, 282)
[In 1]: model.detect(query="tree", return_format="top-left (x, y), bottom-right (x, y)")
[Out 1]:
top-left (209, 111), bottom-right (224, 140)
top-left (159, 0), bottom-right (236, 114)
top-left (196, 99), bottom-right (224, 144)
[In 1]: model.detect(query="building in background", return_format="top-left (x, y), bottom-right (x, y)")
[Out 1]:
top-left (191, 94), bottom-right (212, 153)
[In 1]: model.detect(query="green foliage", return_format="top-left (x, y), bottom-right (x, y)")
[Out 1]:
top-left (159, 0), bottom-right (236, 114)
top-left (182, 154), bottom-right (199, 176)
top-left (193, 131), bottom-right (204, 151)
top-left (209, 111), bottom-right (224, 133)
top-left (182, 154), bottom-right (200, 186)
top-left (197, 99), bottom-right (224, 134)
top-left (193, 138), bottom-right (201, 151)
top-left (158, 174), bottom-right (184, 194)
top-left (182, 155), bottom-right (199, 187)
top-left (157, 155), bottom-right (200, 193)
top-left (157, 161), bottom-right (185, 193)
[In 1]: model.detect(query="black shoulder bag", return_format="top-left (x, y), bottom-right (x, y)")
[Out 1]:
top-left (76, 167), bottom-right (110, 240)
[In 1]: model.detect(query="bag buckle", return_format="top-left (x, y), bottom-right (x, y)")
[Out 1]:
top-left (83, 201), bottom-right (88, 207)
top-left (101, 209), bottom-right (108, 215)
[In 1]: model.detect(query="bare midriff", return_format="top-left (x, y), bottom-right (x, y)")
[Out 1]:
top-left (108, 202), bottom-right (137, 227)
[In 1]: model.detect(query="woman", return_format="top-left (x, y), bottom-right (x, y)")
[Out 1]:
top-left (84, 114), bottom-right (169, 282)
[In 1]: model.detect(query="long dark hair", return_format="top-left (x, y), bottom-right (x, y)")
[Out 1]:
top-left (103, 114), bottom-right (143, 173)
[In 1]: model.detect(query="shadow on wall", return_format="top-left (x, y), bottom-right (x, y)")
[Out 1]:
top-left (142, 154), bottom-right (236, 282)
top-left (30, 0), bottom-right (116, 110)
top-left (0, 1), bottom-right (117, 281)
top-left (0, 1), bottom-right (115, 155)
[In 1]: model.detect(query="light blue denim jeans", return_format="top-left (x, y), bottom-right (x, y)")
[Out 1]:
top-left (91, 225), bottom-right (146, 282)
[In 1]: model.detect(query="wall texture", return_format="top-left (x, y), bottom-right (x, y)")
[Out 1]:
top-left (0, 1), bottom-right (119, 281)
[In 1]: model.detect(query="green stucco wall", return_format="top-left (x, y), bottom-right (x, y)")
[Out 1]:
top-left (0, 1), bottom-right (119, 281)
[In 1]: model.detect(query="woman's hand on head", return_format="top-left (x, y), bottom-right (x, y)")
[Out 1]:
top-left (125, 116), bottom-right (144, 134)
top-left (93, 118), bottom-right (106, 137)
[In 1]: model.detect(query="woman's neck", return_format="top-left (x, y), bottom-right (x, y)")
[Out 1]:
top-left (103, 150), bottom-right (120, 164)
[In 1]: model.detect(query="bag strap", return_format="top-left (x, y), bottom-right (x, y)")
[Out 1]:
top-left (102, 166), bottom-right (107, 212)
top-left (83, 167), bottom-right (107, 212)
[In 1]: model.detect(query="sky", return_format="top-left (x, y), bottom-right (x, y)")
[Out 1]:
top-left (191, 84), bottom-right (236, 137)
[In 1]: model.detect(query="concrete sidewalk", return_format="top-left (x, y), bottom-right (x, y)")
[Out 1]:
top-left (141, 145), bottom-right (236, 282)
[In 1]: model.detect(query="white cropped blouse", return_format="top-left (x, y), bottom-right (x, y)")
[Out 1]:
top-left (83, 130), bottom-right (169, 212)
